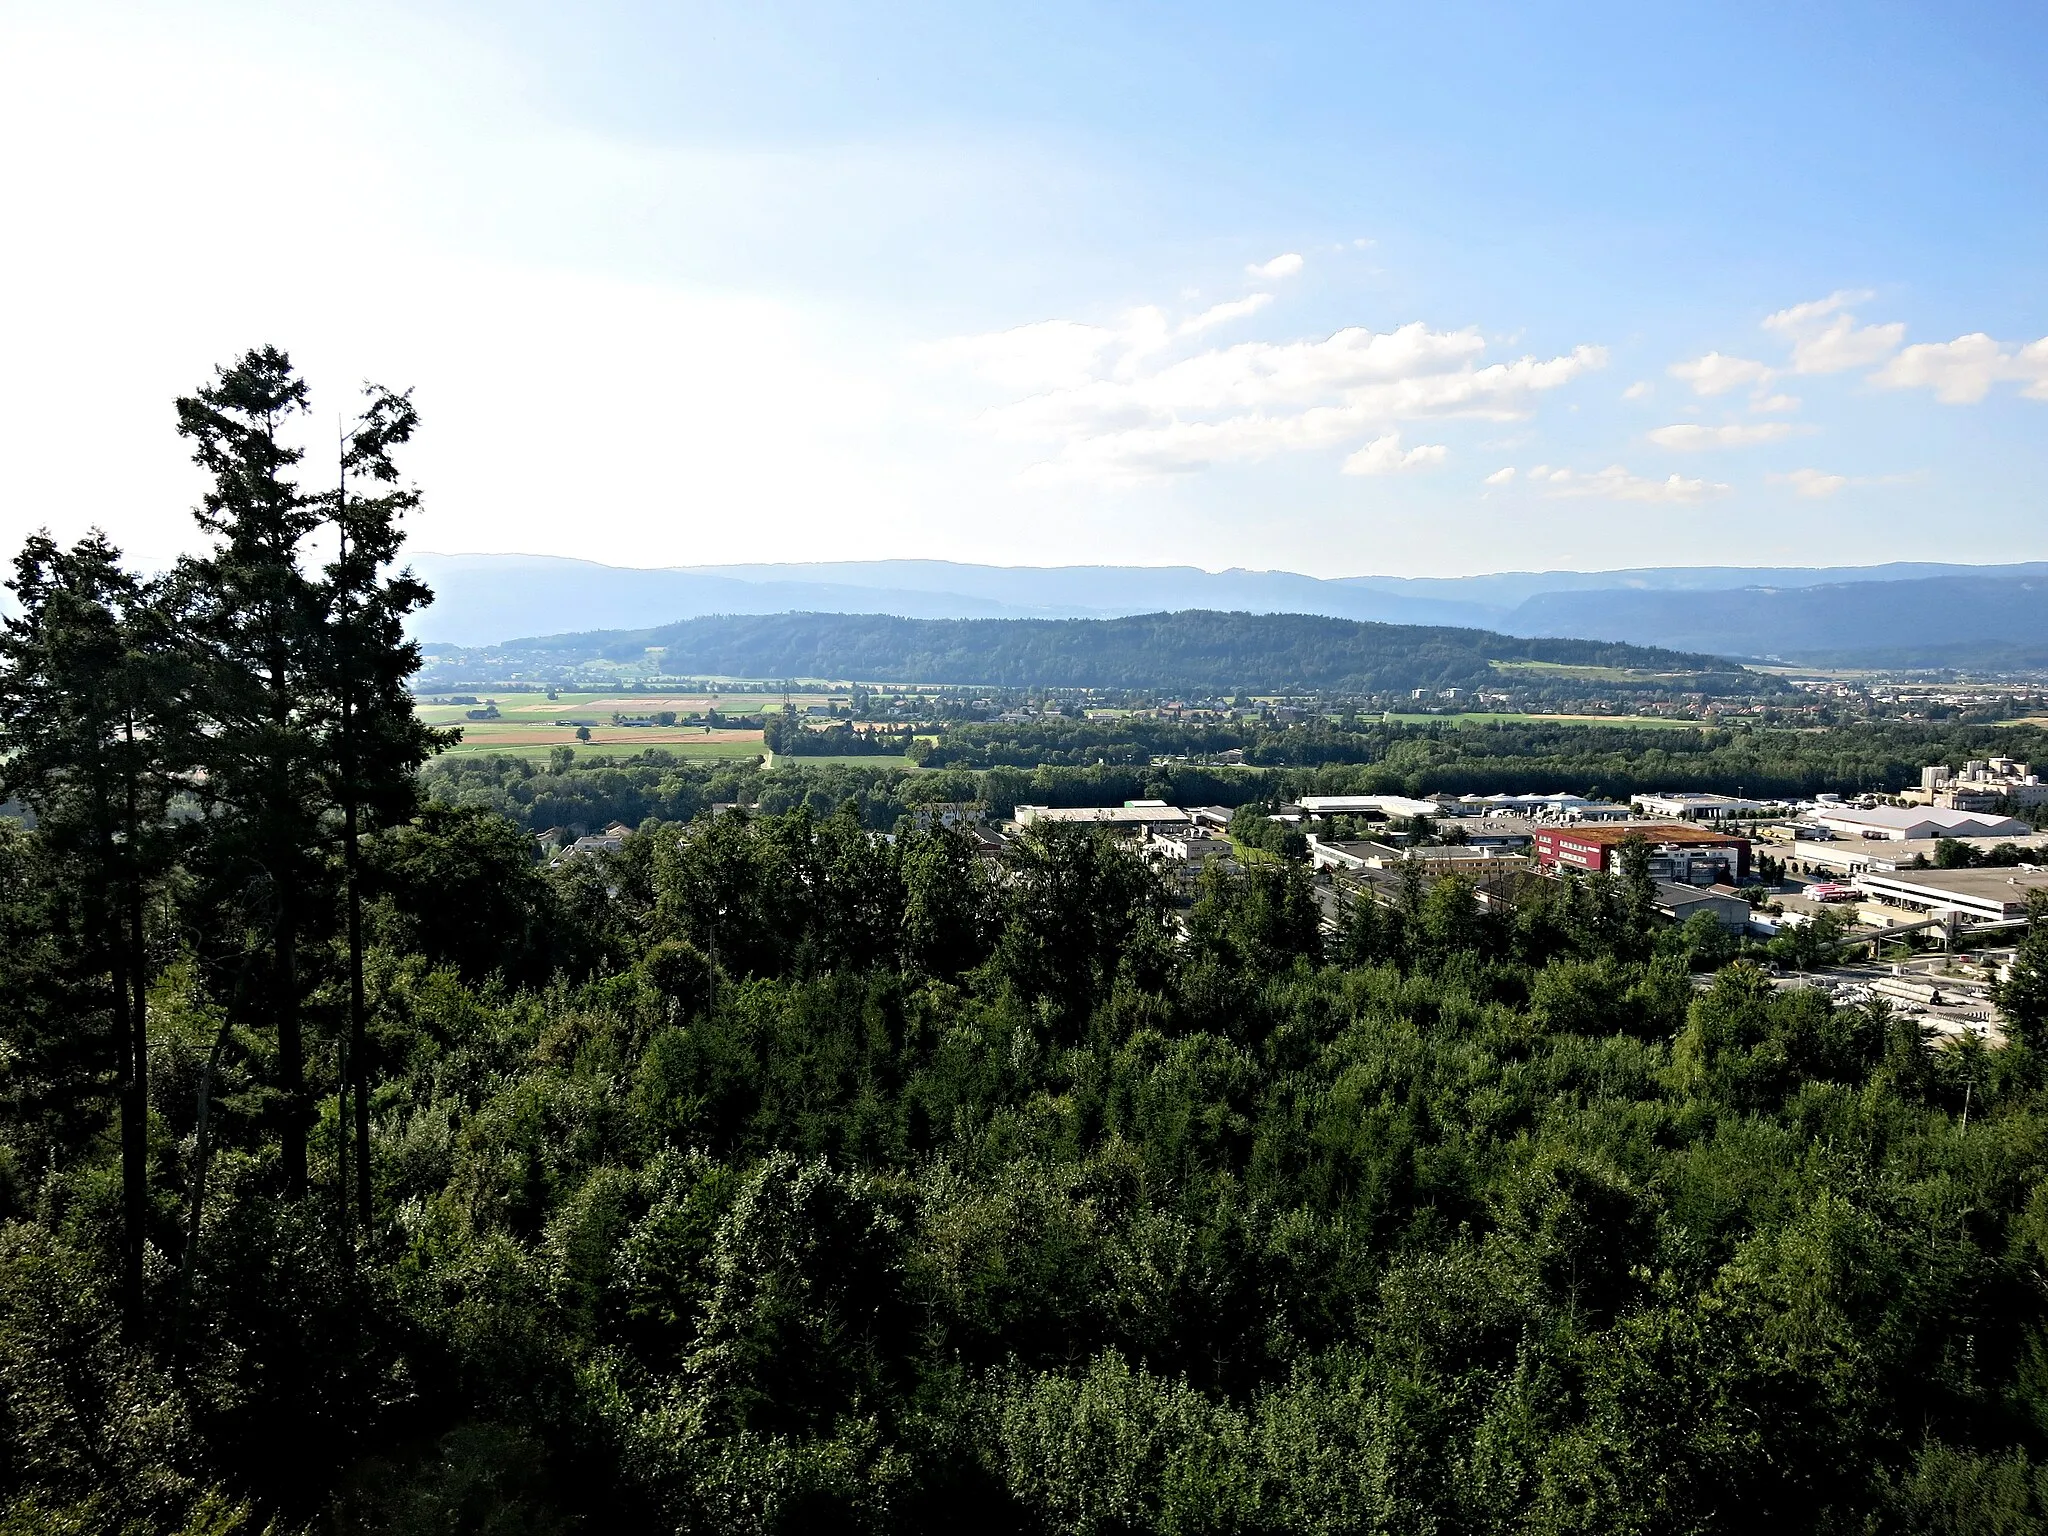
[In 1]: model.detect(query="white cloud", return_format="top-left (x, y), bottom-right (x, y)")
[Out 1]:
top-left (1249, 252), bottom-right (1304, 278)
top-left (1769, 467), bottom-right (1911, 498)
top-left (1341, 432), bottom-right (1447, 476)
top-left (1526, 464), bottom-right (1729, 503)
top-left (1484, 466), bottom-right (1516, 485)
top-left (1669, 352), bottom-right (1775, 397)
top-left (1872, 333), bottom-right (2048, 404)
top-left (1646, 420), bottom-right (1811, 450)
top-left (1621, 380), bottom-right (1653, 400)
top-left (1761, 290), bottom-right (1868, 331)
top-left (936, 299), bottom-right (1607, 480)
top-left (916, 318), bottom-right (1117, 391)
top-left (1761, 290), bottom-right (1903, 373)
top-left (1177, 293), bottom-right (1274, 338)
top-left (1751, 392), bottom-right (1801, 413)
top-left (1777, 468), bottom-right (1849, 498)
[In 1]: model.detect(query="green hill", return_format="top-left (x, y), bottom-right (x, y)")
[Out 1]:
top-left (423, 609), bottom-right (1777, 696)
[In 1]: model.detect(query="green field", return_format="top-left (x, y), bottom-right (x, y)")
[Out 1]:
top-left (434, 736), bottom-right (768, 765)
top-left (418, 689), bottom-right (769, 762)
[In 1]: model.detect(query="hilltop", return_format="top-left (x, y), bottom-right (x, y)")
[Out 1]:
top-left (417, 608), bottom-right (1782, 697)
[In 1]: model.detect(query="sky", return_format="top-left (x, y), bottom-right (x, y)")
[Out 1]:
top-left (1, 1), bottom-right (2045, 578)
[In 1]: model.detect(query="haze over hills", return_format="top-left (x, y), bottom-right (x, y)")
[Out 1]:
top-left (411, 553), bottom-right (2048, 669)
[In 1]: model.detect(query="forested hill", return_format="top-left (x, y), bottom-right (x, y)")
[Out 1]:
top-left (429, 608), bottom-right (1777, 693)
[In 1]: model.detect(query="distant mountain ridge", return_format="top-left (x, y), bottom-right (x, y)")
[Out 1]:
top-left (1512, 574), bottom-right (2048, 666)
top-left (420, 608), bottom-right (1780, 697)
top-left (407, 553), bottom-right (2048, 668)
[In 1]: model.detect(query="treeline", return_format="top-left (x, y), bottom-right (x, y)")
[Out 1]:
top-left (760, 709), bottom-right (917, 757)
top-left (422, 716), bottom-right (2048, 838)
top-left (421, 751), bottom-right (1281, 831)
top-left (433, 608), bottom-right (1776, 698)
top-left (921, 714), bottom-right (2048, 796)
top-left (911, 715), bottom-right (1247, 768)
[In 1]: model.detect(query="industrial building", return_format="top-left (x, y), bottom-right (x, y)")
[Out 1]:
top-left (1909, 759), bottom-right (2048, 810)
top-left (1811, 805), bottom-right (2030, 842)
top-left (1852, 867), bottom-right (2048, 924)
top-left (1297, 794), bottom-right (1441, 821)
top-left (1629, 792), bottom-right (1775, 820)
top-left (1309, 839), bottom-right (1532, 879)
top-left (1654, 882), bottom-right (1752, 931)
top-left (1531, 823), bottom-right (1752, 883)
top-left (1012, 802), bottom-right (1190, 833)
top-left (1437, 792), bottom-right (1632, 820)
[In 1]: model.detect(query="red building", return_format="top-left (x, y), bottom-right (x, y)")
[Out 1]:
top-left (1532, 823), bottom-right (1750, 883)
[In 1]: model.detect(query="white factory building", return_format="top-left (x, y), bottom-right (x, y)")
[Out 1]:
top-left (1810, 805), bottom-right (2030, 842)
top-left (1297, 794), bottom-right (1443, 821)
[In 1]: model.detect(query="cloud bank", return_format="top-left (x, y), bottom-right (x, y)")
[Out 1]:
top-left (932, 298), bottom-right (1605, 482)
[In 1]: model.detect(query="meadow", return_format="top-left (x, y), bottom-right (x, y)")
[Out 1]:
top-left (416, 690), bottom-right (775, 761)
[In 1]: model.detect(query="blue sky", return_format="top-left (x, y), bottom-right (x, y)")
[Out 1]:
top-left (1, 1), bottom-right (2043, 575)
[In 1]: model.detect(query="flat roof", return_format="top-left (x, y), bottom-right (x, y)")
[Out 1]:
top-left (1858, 868), bottom-right (2048, 900)
top-left (1635, 791), bottom-right (1765, 804)
top-left (1014, 804), bottom-right (1189, 825)
top-left (1537, 822), bottom-right (1749, 846)
top-left (1298, 794), bottom-right (1441, 818)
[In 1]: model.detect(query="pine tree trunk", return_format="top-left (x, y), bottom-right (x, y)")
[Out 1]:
top-left (346, 797), bottom-right (370, 1227)
top-left (277, 896), bottom-right (305, 1199)
top-left (121, 756), bottom-right (148, 1337)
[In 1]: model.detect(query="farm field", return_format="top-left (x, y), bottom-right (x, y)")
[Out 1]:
top-left (417, 690), bottom-right (770, 761)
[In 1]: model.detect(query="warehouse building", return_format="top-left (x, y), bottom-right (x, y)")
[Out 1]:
top-left (1630, 792), bottom-right (1775, 820)
top-left (1655, 882), bottom-right (1752, 932)
top-left (1853, 867), bottom-right (2048, 924)
top-left (1309, 839), bottom-right (1532, 879)
top-left (1297, 794), bottom-right (1442, 821)
top-left (1812, 805), bottom-right (2030, 842)
top-left (1012, 802), bottom-right (1190, 834)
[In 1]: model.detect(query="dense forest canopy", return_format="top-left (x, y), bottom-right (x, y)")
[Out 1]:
top-left (423, 609), bottom-right (1780, 697)
top-left (14, 355), bottom-right (2048, 1535)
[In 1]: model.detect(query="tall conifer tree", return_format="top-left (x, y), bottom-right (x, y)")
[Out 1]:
top-left (319, 384), bottom-right (448, 1227)
top-left (0, 531), bottom-right (186, 1332)
top-left (176, 347), bottom-right (326, 1199)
